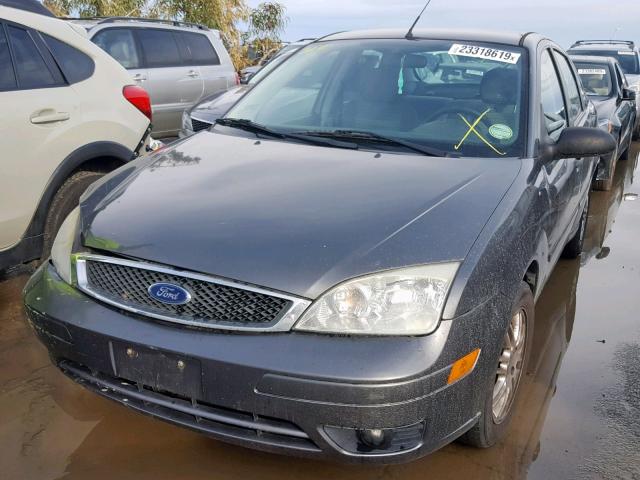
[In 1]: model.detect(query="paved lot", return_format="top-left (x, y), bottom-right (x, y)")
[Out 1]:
top-left (1, 146), bottom-right (639, 480)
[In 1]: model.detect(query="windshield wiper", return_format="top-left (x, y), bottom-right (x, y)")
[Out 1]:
top-left (299, 129), bottom-right (457, 158)
top-left (215, 118), bottom-right (358, 150)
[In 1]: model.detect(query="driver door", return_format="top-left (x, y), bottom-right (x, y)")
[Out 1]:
top-left (539, 49), bottom-right (576, 258)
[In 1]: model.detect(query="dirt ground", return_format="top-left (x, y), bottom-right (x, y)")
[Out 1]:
top-left (1, 147), bottom-right (639, 480)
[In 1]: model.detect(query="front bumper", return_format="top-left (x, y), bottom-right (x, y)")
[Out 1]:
top-left (23, 262), bottom-right (498, 464)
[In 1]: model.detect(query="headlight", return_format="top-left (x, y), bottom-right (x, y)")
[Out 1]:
top-left (181, 110), bottom-right (193, 132)
top-left (293, 263), bottom-right (459, 336)
top-left (50, 207), bottom-right (80, 284)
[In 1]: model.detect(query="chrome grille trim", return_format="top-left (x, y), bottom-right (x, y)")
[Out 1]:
top-left (75, 254), bottom-right (311, 332)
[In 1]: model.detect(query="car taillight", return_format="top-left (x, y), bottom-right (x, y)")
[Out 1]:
top-left (123, 85), bottom-right (152, 121)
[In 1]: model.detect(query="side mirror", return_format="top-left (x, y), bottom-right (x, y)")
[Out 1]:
top-left (552, 127), bottom-right (616, 160)
top-left (622, 87), bottom-right (636, 102)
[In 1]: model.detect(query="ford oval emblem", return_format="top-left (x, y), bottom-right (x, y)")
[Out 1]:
top-left (147, 283), bottom-right (191, 305)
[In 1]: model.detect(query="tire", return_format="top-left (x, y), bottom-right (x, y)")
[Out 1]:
top-left (41, 170), bottom-right (104, 260)
top-left (562, 194), bottom-right (589, 259)
top-left (460, 281), bottom-right (534, 448)
top-left (592, 157), bottom-right (616, 191)
top-left (620, 147), bottom-right (629, 161)
top-left (592, 176), bottom-right (614, 191)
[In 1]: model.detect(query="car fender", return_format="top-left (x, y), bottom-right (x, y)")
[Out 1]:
top-left (443, 159), bottom-right (547, 320)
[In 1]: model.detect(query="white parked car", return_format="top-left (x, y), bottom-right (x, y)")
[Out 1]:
top-left (0, 1), bottom-right (152, 271)
top-left (69, 17), bottom-right (239, 137)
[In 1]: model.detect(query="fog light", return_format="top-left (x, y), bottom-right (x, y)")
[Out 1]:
top-left (323, 422), bottom-right (425, 454)
top-left (357, 428), bottom-right (390, 449)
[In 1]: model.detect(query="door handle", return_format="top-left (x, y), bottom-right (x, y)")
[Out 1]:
top-left (187, 70), bottom-right (199, 78)
top-left (30, 111), bottom-right (70, 124)
top-left (133, 73), bottom-right (147, 82)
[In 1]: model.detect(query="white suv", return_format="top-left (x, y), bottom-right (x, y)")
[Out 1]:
top-left (0, 2), bottom-right (152, 271)
top-left (69, 17), bottom-right (239, 137)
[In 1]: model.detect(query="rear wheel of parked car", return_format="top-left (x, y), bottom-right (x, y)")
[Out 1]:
top-left (460, 281), bottom-right (534, 448)
top-left (593, 155), bottom-right (616, 191)
top-left (619, 137), bottom-right (630, 161)
top-left (41, 170), bottom-right (104, 261)
top-left (562, 194), bottom-right (589, 259)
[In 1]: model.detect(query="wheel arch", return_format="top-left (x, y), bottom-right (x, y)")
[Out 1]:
top-left (0, 142), bottom-right (133, 269)
top-left (523, 259), bottom-right (539, 295)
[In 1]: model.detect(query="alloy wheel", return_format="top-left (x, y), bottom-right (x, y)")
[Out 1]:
top-left (492, 308), bottom-right (527, 424)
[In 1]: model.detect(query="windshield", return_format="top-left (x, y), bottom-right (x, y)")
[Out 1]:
top-left (249, 49), bottom-right (297, 85)
top-left (573, 49), bottom-right (640, 74)
top-left (225, 39), bottom-right (528, 158)
top-left (575, 63), bottom-right (613, 96)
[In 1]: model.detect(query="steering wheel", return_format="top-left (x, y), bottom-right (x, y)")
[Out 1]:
top-left (425, 106), bottom-right (492, 129)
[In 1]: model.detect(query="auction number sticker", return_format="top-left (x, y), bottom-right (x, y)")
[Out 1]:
top-left (448, 44), bottom-right (521, 64)
top-left (578, 68), bottom-right (607, 75)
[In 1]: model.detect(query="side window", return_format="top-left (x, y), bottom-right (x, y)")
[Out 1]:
top-left (179, 32), bottom-right (220, 66)
top-left (42, 33), bottom-right (95, 84)
top-left (92, 28), bottom-right (141, 69)
top-left (552, 51), bottom-right (582, 122)
top-left (0, 24), bottom-right (17, 90)
top-left (540, 50), bottom-right (567, 140)
top-left (7, 25), bottom-right (59, 89)
top-left (137, 29), bottom-right (182, 67)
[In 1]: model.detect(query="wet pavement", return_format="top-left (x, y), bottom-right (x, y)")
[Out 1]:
top-left (1, 148), bottom-right (639, 480)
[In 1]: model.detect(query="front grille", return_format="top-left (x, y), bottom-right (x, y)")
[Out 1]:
top-left (59, 360), bottom-right (320, 453)
top-left (191, 117), bottom-right (212, 132)
top-left (81, 258), bottom-right (293, 328)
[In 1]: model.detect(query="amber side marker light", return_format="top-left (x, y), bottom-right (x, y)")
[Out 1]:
top-left (447, 349), bottom-right (481, 385)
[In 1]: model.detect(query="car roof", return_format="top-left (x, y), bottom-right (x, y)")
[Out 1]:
top-left (64, 17), bottom-right (219, 35)
top-left (320, 28), bottom-right (543, 47)
top-left (569, 54), bottom-right (618, 67)
top-left (0, 0), bottom-right (54, 16)
top-left (569, 41), bottom-right (637, 52)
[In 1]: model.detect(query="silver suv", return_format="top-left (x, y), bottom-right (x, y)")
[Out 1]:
top-left (69, 17), bottom-right (238, 137)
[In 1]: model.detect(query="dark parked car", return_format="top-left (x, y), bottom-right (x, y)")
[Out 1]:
top-left (180, 45), bottom-right (302, 137)
top-left (24, 29), bottom-right (615, 464)
top-left (568, 40), bottom-right (640, 138)
top-left (240, 38), bottom-right (315, 83)
top-left (570, 55), bottom-right (636, 190)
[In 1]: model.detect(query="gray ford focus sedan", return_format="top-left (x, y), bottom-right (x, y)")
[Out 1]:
top-left (23, 29), bottom-right (615, 464)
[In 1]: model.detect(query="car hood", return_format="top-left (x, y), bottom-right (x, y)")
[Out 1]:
top-left (189, 86), bottom-right (249, 124)
top-left (80, 132), bottom-right (521, 299)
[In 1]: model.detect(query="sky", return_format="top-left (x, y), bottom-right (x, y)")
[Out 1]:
top-left (246, 0), bottom-right (640, 49)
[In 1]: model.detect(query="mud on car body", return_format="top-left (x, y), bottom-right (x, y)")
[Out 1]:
top-left (24, 29), bottom-right (615, 464)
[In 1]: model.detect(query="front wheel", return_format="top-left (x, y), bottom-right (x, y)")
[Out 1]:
top-left (562, 194), bottom-right (589, 259)
top-left (460, 281), bottom-right (534, 448)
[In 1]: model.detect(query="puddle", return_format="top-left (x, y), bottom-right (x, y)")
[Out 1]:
top-left (1, 148), bottom-right (639, 480)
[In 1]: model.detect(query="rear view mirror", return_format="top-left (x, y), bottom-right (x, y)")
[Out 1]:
top-left (622, 87), bottom-right (637, 102)
top-left (552, 127), bottom-right (616, 159)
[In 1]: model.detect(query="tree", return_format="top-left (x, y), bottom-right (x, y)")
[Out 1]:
top-left (247, 2), bottom-right (288, 64)
top-left (43, 0), bottom-right (149, 17)
top-left (154, 0), bottom-right (250, 69)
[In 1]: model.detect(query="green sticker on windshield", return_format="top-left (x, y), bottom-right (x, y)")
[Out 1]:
top-left (489, 124), bottom-right (513, 140)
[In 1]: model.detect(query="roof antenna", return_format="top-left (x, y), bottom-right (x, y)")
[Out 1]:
top-left (405, 0), bottom-right (434, 40)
